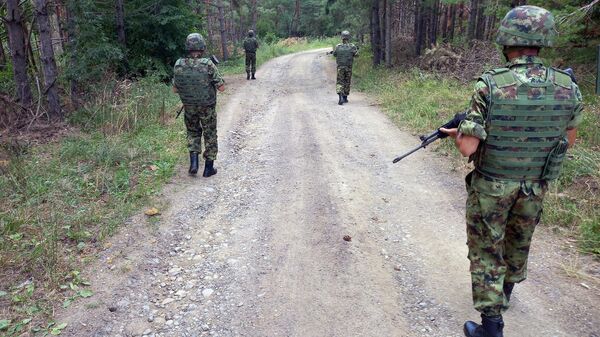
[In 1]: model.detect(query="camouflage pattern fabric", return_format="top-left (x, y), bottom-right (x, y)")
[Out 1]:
top-left (184, 105), bottom-right (218, 160)
top-left (466, 170), bottom-right (546, 316)
top-left (496, 6), bottom-right (557, 47)
top-left (459, 55), bottom-right (583, 143)
top-left (245, 52), bottom-right (257, 74)
top-left (458, 55), bottom-right (584, 316)
top-left (186, 33), bottom-right (206, 51)
top-left (173, 57), bottom-right (224, 106)
top-left (243, 37), bottom-right (259, 53)
top-left (336, 66), bottom-right (353, 95)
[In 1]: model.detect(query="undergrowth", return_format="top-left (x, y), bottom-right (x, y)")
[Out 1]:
top-left (353, 50), bottom-right (600, 256)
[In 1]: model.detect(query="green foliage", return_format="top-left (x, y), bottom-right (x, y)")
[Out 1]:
top-left (64, 0), bottom-right (199, 86)
top-left (0, 62), bottom-right (15, 95)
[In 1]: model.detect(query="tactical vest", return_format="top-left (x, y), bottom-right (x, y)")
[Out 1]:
top-left (476, 67), bottom-right (577, 181)
top-left (173, 58), bottom-right (216, 106)
top-left (244, 38), bottom-right (258, 53)
top-left (335, 44), bottom-right (355, 67)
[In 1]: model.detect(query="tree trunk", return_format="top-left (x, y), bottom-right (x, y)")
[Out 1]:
top-left (250, 0), bottom-right (257, 31)
top-left (370, 0), bottom-right (381, 65)
top-left (5, 0), bottom-right (33, 107)
top-left (205, 0), bottom-right (214, 48)
top-left (449, 4), bottom-right (456, 41)
top-left (467, 0), bottom-right (477, 41)
top-left (475, 0), bottom-right (485, 40)
top-left (384, 0), bottom-right (391, 67)
top-left (48, 3), bottom-right (64, 56)
top-left (217, 1), bottom-right (228, 61)
top-left (292, 0), bottom-right (300, 36)
top-left (35, 0), bottom-right (62, 119)
top-left (115, 0), bottom-right (126, 48)
top-left (415, 0), bottom-right (424, 56)
top-left (65, 0), bottom-right (79, 109)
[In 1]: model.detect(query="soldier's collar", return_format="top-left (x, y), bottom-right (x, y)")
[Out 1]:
top-left (508, 55), bottom-right (544, 67)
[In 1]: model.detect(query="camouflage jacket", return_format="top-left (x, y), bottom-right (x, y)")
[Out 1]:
top-left (243, 37), bottom-right (259, 53)
top-left (173, 57), bottom-right (224, 106)
top-left (459, 55), bottom-right (583, 141)
top-left (333, 42), bottom-right (358, 67)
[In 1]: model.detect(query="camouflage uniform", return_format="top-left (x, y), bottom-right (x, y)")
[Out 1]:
top-left (173, 57), bottom-right (224, 161)
top-left (243, 32), bottom-right (259, 77)
top-left (333, 41), bottom-right (358, 96)
top-left (459, 55), bottom-right (583, 317)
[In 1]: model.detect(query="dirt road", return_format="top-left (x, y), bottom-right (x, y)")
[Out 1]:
top-left (58, 49), bottom-right (600, 337)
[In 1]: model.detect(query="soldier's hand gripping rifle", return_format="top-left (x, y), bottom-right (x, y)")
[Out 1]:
top-left (392, 112), bottom-right (467, 163)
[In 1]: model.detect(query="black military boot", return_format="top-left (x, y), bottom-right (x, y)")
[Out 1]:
top-left (503, 282), bottom-right (515, 302)
top-left (343, 95), bottom-right (348, 103)
top-left (246, 72), bottom-right (250, 80)
top-left (251, 72), bottom-right (256, 80)
top-left (203, 160), bottom-right (217, 177)
top-left (189, 152), bottom-right (199, 175)
top-left (464, 314), bottom-right (504, 337)
top-left (338, 94), bottom-right (344, 105)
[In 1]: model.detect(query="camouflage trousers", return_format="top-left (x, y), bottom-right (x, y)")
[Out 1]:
top-left (336, 66), bottom-right (353, 95)
top-left (184, 104), bottom-right (218, 160)
top-left (465, 170), bottom-right (547, 316)
top-left (245, 52), bottom-right (257, 73)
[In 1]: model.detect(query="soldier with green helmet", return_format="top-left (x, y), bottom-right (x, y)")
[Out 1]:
top-left (440, 6), bottom-right (583, 337)
top-left (173, 33), bottom-right (225, 177)
top-left (243, 30), bottom-right (259, 80)
top-left (333, 30), bottom-right (358, 105)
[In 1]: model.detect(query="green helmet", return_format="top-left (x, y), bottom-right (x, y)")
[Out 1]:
top-left (341, 30), bottom-right (350, 40)
top-left (248, 30), bottom-right (255, 37)
top-left (186, 33), bottom-right (206, 51)
top-left (496, 5), bottom-right (557, 47)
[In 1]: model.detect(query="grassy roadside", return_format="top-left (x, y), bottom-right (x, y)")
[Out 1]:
top-left (0, 38), bottom-right (332, 336)
top-left (352, 51), bottom-right (600, 256)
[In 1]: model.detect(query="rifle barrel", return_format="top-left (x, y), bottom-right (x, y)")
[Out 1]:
top-left (392, 134), bottom-right (440, 163)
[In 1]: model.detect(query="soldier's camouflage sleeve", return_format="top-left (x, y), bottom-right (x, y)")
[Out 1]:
top-left (458, 79), bottom-right (489, 140)
top-left (333, 44), bottom-right (339, 57)
top-left (567, 84), bottom-right (583, 129)
top-left (209, 61), bottom-right (225, 88)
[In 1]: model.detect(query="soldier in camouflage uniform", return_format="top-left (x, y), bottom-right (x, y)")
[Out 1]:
top-left (333, 30), bottom-right (358, 105)
top-left (440, 6), bottom-right (583, 337)
top-left (243, 30), bottom-right (259, 80)
top-left (173, 33), bottom-right (225, 177)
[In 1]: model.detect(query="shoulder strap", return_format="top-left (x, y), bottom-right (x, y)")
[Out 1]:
top-left (488, 68), bottom-right (517, 88)
top-left (550, 67), bottom-right (573, 89)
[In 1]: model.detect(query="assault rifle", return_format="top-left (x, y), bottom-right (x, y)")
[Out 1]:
top-left (392, 112), bottom-right (467, 163)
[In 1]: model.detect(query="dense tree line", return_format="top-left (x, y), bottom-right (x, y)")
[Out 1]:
top-left (0, 0), bottom-right (598, 127)
top-left (368, 0), bottom-right (600, 66)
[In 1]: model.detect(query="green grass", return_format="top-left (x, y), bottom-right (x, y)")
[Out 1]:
top-left (0, 37), bottom-right (338, 336)
top-left (219, 37), bottom-right (338, 75)
top-left (0, 76), bottom-right (184, 335)
top-left (353, 49), bottom-right (600, 256)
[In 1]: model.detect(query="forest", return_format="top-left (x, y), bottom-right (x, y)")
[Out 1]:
top-left (0, 0), bottom-right (599, 128)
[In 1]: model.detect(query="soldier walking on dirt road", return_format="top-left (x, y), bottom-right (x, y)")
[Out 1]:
top-left (333, 30), bottom-right (358, 105)
top-left (173, 33), bottom-right (226, 177)
top-left (243, 30), bottom-right (259, 80)
top-left (440, 6), bottom-right (583, 337)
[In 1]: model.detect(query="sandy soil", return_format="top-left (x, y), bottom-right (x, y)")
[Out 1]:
top-left (56, 49), bottom-right (600, 337)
